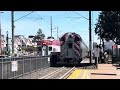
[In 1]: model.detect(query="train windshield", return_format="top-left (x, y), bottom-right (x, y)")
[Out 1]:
top-left (74, 36), bottom-right (80, 41)
top-left (68, 43), bottom-right (73, 48)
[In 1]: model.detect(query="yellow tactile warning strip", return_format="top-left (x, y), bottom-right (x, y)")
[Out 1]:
top-left (67, 69), bottom-right (81, 79)
top-left (82, 70), bottom-right (87, 79)
top-left (67, 69), bottom-right (89, 79)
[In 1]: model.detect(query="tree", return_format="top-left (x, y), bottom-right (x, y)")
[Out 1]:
top-left (34, 28), bottom-right (45, 42)
top-left (95, 11), bottom-right (120, 44)
top-left (24, 46), bottom-right (37, 53)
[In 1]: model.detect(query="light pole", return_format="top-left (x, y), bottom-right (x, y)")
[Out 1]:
top-left (57, 27), bottom-right (58, 40)
top-left (0, 12), bottom-right (4, 55)
top-left (11, 11), bottom-right (14, 55)
top-left (50, 16), bottom-right (52, 38)
top-left (52, 27), bottom-right (61, 40)
top-left (89, 11), bottom-right (92, 64)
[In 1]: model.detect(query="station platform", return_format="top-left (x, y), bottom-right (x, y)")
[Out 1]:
top-left (90, 64), bottom-right (119, 79)
top-left (67, 64), bottom-right (120, 79)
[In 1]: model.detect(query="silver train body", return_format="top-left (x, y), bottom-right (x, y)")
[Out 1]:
top-left (59, 32), bottom-right (88, 63)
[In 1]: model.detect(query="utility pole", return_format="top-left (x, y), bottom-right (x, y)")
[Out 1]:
top-left (50, 16), bottom-right (52, 38)
top-left (11, 11), bottom-right (14, 55)
top-left (6, 31), bottom-right (9, 56)
top-left (99, 29), bottom-right (102, 63)
top-left (89, 11), bottom-right (92, 64)
top-left (57, 27), bottom-right (58, 40)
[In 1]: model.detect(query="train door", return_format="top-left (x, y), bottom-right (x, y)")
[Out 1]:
top-left (42, 46), bottom-right (48, 56)
top-left (37, 46), bottom-right (42, 56)
top-left (48, 45), bottom-right (53, 55)
top-left (67, 42), bottom-right (74, 59)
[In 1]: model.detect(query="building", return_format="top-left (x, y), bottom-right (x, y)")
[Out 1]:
top-left (1, 34), bottom-right (39, 56)
top-left (0, 35), bottom-right (6, 55)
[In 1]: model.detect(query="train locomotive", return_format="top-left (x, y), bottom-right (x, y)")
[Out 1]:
top-left (50, 32), bottom-right (89, 66)
top-left (37, 38), bottom-right (60, 56)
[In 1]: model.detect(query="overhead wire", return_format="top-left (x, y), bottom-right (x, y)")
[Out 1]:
top-left (14, 11), bottom-right (34, 22)
top-left (73, 11), bottom-right (89, 20)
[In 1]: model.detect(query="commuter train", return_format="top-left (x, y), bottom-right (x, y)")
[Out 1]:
top-left (50, 32), bottom-right (89, 66)
top-left (37, 38), bottom-right (60, 56)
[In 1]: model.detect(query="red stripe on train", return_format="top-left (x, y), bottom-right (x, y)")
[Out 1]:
top-left (74, 45), bottom-right (80, 52)
top-left (74, 50), bottom-right (80, 56)
top-left (75, 42), bottom-right (80, 46)
top-left (61, 41), bottom-right (64, 46)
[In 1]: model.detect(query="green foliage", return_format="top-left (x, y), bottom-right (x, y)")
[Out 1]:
top-left (24, 46), bottom-right (37, 52)
top-left (95, 11), bottom-right (120, 44)
top-left (34, 28), bottom-right (45, 42)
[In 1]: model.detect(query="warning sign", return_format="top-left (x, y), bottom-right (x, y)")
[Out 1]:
top-left (11, 61), bottom-right (18, 72)
top-left (94, 48), bottom-right (99, 57)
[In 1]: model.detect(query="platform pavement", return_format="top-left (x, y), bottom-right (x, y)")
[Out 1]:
top-left (80, 58), bottom-right (95, 63)
top-left (90, 64), bottom-right (120, 79)
top-left (67, 64), bottom-right (120, 79)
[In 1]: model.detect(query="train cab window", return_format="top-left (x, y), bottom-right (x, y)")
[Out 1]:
top-left (60, 37), bottom-right (65, 42)
top-left (49, 47), bottom-right (52, 51)
top-left (68, 43), bottom-right (73, 48)
top-left (74, 37), bottom-right (80, 42)
top-left (38, 47), bottom-right (42, 51)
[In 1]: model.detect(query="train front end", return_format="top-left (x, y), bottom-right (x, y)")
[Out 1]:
top-left (60, 32), bottom-right (82, 64)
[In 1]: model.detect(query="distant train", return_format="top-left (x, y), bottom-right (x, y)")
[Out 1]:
top-left (50, 32), bottom-right (89, 66)
top-left (37, 38), bottom-right (60, 56)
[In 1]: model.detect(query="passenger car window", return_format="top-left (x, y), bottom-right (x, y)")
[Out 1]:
top-left (49, 47), bottom-right (52, 51)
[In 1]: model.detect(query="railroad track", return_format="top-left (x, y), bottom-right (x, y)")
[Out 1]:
top-left (17, 67), bottom-right (62, 79)
top-left (17, 64), bottom-right (95, 79)
top-left (59, 67), bottom-right (76, 79)
top-left (39, 67), bottom-right (76, 79)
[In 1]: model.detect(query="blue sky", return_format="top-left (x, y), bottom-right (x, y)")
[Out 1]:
top-left (1, 11), bottom-right (101, 47)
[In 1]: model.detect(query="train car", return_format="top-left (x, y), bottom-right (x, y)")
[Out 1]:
top-left (47, 39), bottom-right (60, 55)
top-left (37, 39), bottom-right (60, 56)
top-left (59, 32), bottom-right (88, 64)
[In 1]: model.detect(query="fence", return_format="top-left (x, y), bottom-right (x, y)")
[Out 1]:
top-left (0, 56), bottom-right (50, 79)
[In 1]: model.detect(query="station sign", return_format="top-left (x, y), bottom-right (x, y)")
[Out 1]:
top-left (11, 61), bottom-right (18, 72)
top-left (94, 47), bottom-right (99, 57)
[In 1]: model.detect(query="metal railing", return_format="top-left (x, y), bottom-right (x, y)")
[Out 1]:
top-left (0, 56), bottom-right (50, 79)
